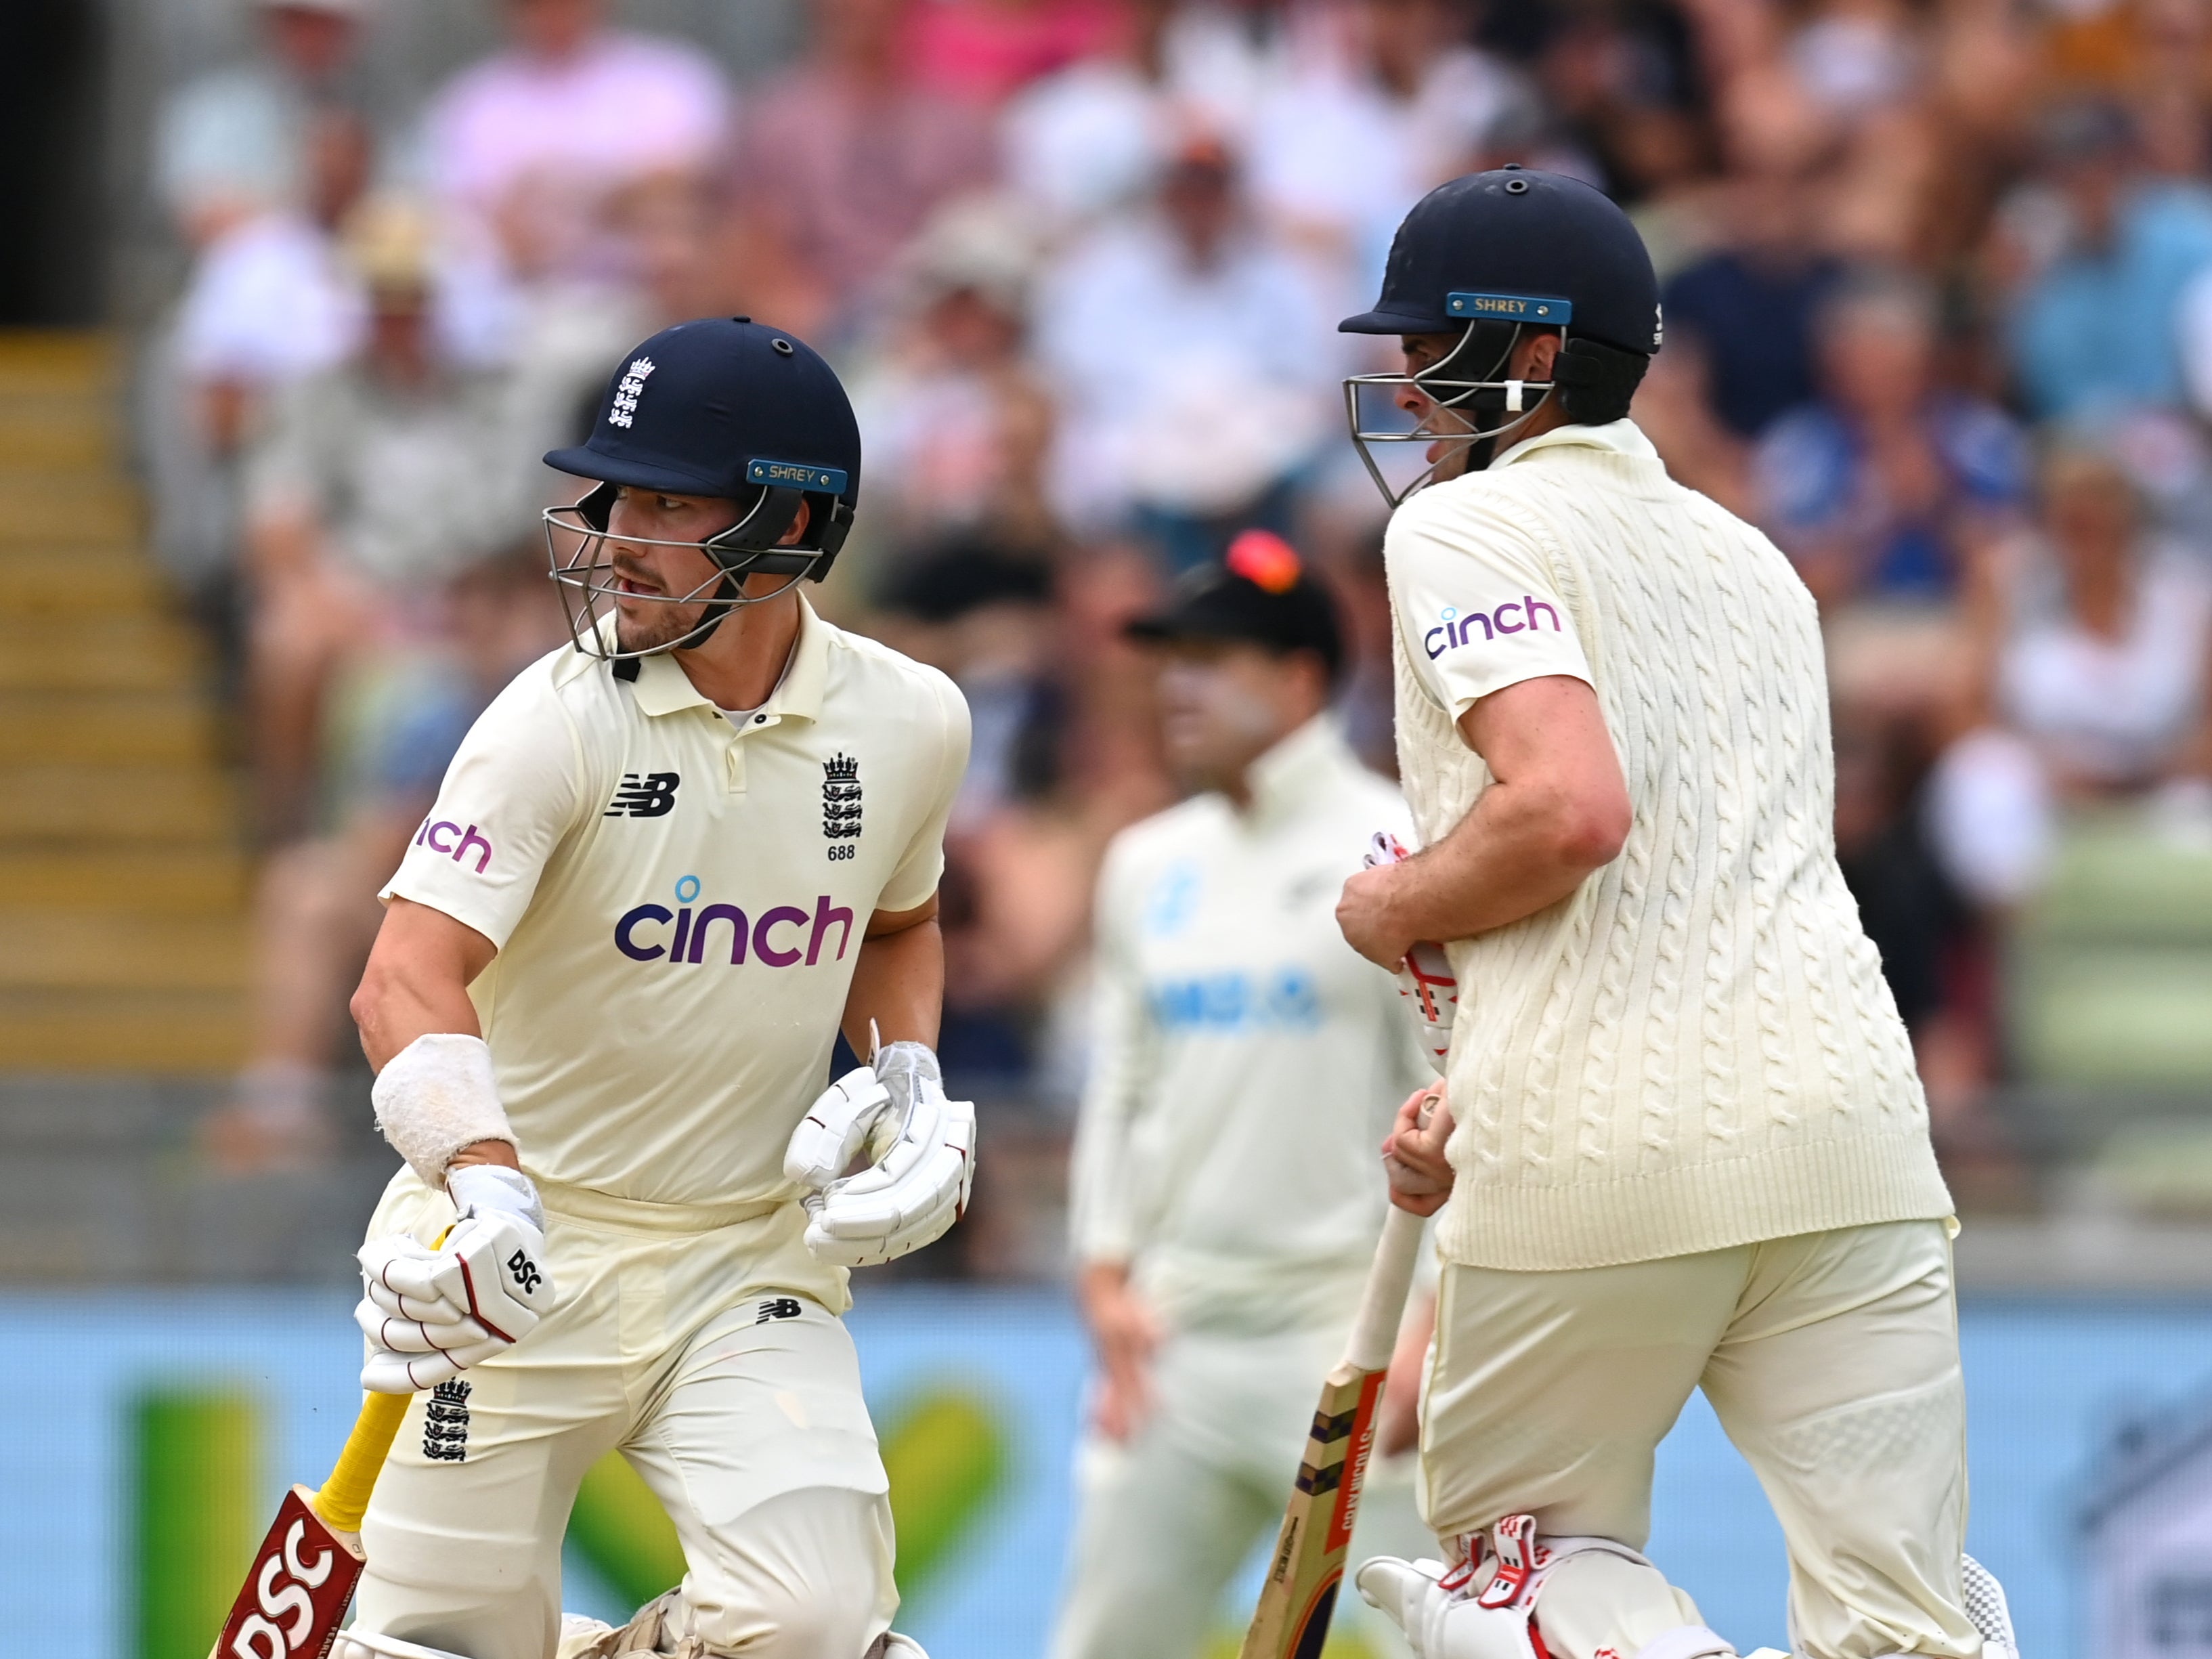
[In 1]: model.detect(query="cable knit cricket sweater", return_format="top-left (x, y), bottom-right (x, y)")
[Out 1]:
top-left (1386, 421), bottom-right (1951, 1272)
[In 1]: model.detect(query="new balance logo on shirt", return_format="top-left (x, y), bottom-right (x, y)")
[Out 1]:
top-left (606, 772), bottom-right (681, 817)
top-left (756, 1296), bottom-right (803, 1323)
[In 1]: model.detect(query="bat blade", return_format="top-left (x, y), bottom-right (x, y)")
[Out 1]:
top-left (1240, 1360), bottom-right (1390, 1659)
top-left (214, 1485), bottom-right (366, 1659)
top-left (1240, 1204), bottom-right (1425, 1659)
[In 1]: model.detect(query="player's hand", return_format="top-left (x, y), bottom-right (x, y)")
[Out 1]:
top-left (786, 1043), bottom-right (976, 1267)
top-left (355, 1165), bottom-right (557, 1392)
top-left (1383, 1084), bottom-right (1454, 1216)
top-left (1338, 862), bottom-right (1418, 970)
top-left (1078, 1262), bottom-right (1159, 1441)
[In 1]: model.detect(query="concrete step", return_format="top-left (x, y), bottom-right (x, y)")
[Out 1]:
top-left (0, 911), bottom-right (247, 993)
top-left (0, 692), bottom-right (219, 765)
top-left (0, 488), bottom-right (139, 546)
top-left (0, 330), bottom-right (118, 378)
top-left (0, 618), bottom-right (204, 692)
top-left (0, 764), bottom-right (236, 842)
top-left (0, 847), bottom-right (248, 913)
top-left (0, 415), bottom-right (109, 472)
top-left (0, 548), bottom-right (164, 611)
top-left (0, 989), bottom-right (245, 1071)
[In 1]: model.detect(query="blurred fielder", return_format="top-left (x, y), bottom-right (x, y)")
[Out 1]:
top-left (1052, 534), bottom-right (1437, 1659)
top-left (1330, 171), bottom-right (2022, 1659)
top-left (335, 318), bottom-right (974, 1659)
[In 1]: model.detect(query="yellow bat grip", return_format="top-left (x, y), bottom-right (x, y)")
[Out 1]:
top-left (313, 1222), bottom-right (458, 1534)
top-left (313, 1389), bottom-right (411, 1535)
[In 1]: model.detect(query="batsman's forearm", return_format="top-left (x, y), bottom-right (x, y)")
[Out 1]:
top-left (352, 967), bottom-right (482, 1072)
top-left (1395, 779), bottom-right (1618, 943)
top-left (842, 915), bottom-right (944, 1054)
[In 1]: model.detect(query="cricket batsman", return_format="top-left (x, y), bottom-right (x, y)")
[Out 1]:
top-left (1328, 171), bottom-right (2023, 1659)
top-left (1050, 533), bottom-right (1437, 1659)
top-left (334, 318), bottom-right (973, 1659)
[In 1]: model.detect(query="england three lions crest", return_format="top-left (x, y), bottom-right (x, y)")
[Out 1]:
top-left (823, 753), bottom-right (863, 848)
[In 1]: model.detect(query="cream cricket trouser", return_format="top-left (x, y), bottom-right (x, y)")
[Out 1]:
top-left (1421, 1219), bottom-right (1979, 1659)
top-left (1051, 1321), bottom-right (1433, 1659)
top-left (349, 1171), bottom-right (896, 1659)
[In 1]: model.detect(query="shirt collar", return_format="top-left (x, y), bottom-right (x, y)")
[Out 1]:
top-left (1491, 417), bottom-right (1660, 471)
top-left (622, 593), bottom-right (831, 724)
top-left (1242, 713), bottom-right (1361, 829)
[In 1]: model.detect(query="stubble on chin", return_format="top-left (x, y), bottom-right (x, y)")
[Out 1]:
top-left (614, 604), bottom-right (701, 655)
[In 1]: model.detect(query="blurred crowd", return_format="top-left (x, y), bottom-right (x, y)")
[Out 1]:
top-left (144, 0), bottom-right (2212, 1230)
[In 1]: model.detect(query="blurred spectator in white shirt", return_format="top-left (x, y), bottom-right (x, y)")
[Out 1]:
top-left (1244, 0), bottom-right (1527, 290)
top-left (999, 0), bottom-right (1279, 232)
top-left (727, 0), bottom-right (998, 344)
top-left (156, 0), bottom-right (366, 247)
top-left (1930, 447), bottom-right (2212, 907)
top-left (851, 194), bottom-right (1058, 567)
top-left (145, 106), bottom-right (375, 662)
top-left (424, 0), bottom-right (731, 283)
top-left (1036, 135), bottom-right (1338, 567)
top-left (244, 198), bottom-right (529, 841)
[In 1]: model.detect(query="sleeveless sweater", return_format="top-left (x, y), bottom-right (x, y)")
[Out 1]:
top-left (1387, 423), bottom-right (1952, 1271)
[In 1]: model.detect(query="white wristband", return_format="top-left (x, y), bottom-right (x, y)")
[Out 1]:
top-left (372, 1033), bottom-right (517, 1189)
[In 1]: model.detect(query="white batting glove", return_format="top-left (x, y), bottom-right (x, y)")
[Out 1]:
top-left (356, 1165), bottom-right (557, 1392)
top-left (1366, 832), bottom-right (1459, 1075)
top-left (784, 1042), bottom-right (976, 1267)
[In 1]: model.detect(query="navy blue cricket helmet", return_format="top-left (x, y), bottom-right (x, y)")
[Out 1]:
top-left (1340, 168), bottom-right (1661, 504)
top-left (542, 316), bottom-right (862, 660)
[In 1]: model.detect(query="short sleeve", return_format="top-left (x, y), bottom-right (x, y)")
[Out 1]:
top-left (876, 670), bottom-right (973, 914)
top-left (380, 666), bottom-right (590, 949)
top-left (1386, 489), bottom-right (1593, 722)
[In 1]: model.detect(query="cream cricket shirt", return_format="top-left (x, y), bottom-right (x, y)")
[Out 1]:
top-left (1070, 718), bottom-right (1433, 1333)
top-left (384, 596), bottom-right (970, 1213)
top-left (1386, 420), bottom-right (1951, 1273)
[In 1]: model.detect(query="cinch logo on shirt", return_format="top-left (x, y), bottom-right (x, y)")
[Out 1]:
top-left (1150, 968), bottom-right (1321, 1033)
top-left (1424, 597), bottom-right (1563, 659)
top-left (414, 818), bottom-right (494, 874)
top-left (614, 876), bottom-right (854, 968)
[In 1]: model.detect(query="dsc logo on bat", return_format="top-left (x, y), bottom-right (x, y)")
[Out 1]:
top-left (219, 1488), bottom-right (360, 1659)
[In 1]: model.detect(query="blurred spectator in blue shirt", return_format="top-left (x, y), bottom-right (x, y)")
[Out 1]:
top-left (156, 0), bottom-right (365, 248)
top-left (2002, 99), bottom-right (2212, 421)
top-left (1756, 267), bottom-right (2028, 609)
top-left (1660, 74), bottom-right (1843, 438)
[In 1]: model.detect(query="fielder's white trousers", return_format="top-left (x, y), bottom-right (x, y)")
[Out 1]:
top-left (1049, 1321), bottom-right (1433, 1659)
top-left (1421, 1220), bottom-right (1979, 1659)
top-left (349, 1171), bottom-right (896, 1659)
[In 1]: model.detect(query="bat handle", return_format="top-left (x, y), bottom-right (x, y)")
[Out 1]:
top-left (313, 1389), bottom-right (412, 1535)
top-left (1344, 1205), bottom-right (1425, 1373)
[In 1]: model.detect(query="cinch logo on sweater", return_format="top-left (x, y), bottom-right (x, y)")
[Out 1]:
top-left (614, 876), bottom-right (854, 967)
top-left (1424, 597), bottom-right (1562, 659)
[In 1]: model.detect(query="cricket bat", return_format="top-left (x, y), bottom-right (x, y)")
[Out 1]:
top-left (212, 1387), bottom-right (410, 1659)
top-left (1240, 1200), bottom-right (1427, 1659)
